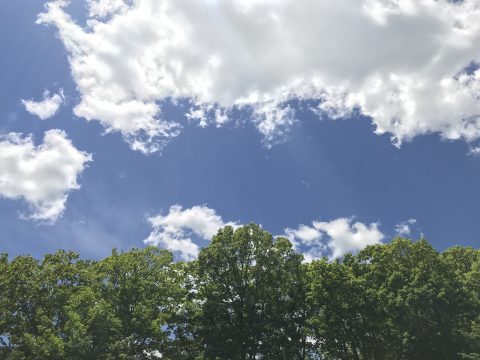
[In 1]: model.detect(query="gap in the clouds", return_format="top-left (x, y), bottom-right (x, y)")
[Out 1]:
top-left (4, 86), bottom-right (480, 259)
top-left (263, 109), bottom-right (480, 250)
top-left (2, 101), bottom-right (480, 259)
top-left (63, 0), bottom-right (137, 26)
top-left (59, 0), bottom-right (90, 28)
top-left (456, 61), bottom-right (480, 78)
top-left (2, 55), bottom-right (480, 260)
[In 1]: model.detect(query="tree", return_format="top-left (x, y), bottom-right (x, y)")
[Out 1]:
top-left (0, 248), bottom-right (198, 359)
top-left (1, 228), bottom-right (480, 359)
top-left (356, 239), bottom-right (475, 359)
top-left (307, 255), bottom-right (391, 359)
top-left (196, 224), bottom-right (307, 359)
top-left (0, 251), bottom-right (82, 359)
top-left (64, 247), bottom-right (191, 359)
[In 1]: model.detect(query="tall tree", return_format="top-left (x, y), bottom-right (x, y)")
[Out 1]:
top-left (307, 255), bottom-right (391, 359)
top-left (0, 251), bottom-right (82, 359)
top-left (67, 247), bottom-right (190, 359)
top-left (196, 224), bottom-right (307, 359)
top-left (356, 239), bottom-right (474, 359)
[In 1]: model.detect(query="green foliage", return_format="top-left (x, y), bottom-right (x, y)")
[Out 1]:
top-left (1, 227), bottom-right (480, 359)
top-left (196, 224), bottom-right (307, 359)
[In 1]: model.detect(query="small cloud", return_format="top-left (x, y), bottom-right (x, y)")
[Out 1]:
top-left (286, 217), bottom-right (384, 261)
top-left (468, 146), bottom-right (480, 156)
top-left (146, 206), bottom-right (385, 262)
top-left (145, 204), bottom-right (238, 260)
top-left (394, 218), bottom-right (417, 236)
top-left (22, 89), bottom-right (64, 120)
top-left (0, 129), bottom-right (92, 223)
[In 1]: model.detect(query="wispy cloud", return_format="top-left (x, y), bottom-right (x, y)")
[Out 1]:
top-left (394, 218), bottom-right (417, 236)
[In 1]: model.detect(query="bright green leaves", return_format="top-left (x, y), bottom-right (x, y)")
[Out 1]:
top-left (306, 238), bottom-right (479, 359)
top-left (1, 228), bottom-right (480, 359)
top-left (0, 248), bottom-right (187, 359)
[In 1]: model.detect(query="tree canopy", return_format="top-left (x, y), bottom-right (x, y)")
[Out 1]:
top-left (1, 223), bottom-right (480, 359)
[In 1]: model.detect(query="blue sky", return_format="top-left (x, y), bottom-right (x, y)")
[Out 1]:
top-left (1, 0), bottom-right (480, 260)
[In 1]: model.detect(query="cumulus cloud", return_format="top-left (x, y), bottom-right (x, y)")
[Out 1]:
top-left (22, 90), bottom-right (64, 120)
top-left (286, 218), bottom-right (384, 261)
top-left (147, 206), bottom-right (384, 261)
top-left (394, 218), bottom-right (417, 236)
top-left (37, 0), bottom-right (480, 151)
top-left (0, 129), bottom-right (92, 222)
top-left (145, 204), bottom-right (238, 260)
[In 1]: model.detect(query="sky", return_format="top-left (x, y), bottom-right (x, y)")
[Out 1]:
top-left (1, 0), bottom-right (480, 261)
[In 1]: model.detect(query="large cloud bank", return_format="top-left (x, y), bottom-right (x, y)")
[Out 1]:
top-left (0, 130), bottom-right (92, 222)
top-left (38, 0), bottom-right (480, 152)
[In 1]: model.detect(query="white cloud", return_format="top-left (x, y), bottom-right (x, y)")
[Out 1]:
top-left (284, 224), bottom-right (325, 262)
top-left (0, 129), bottom-right (92, 222)
top-left (87, 0), bottom-right (130, 18)
top-left (22, 90), bottom-right (64, 120)
top-left (469, 145), bottom-right (480, 156)
top-left (145, 204), bottom-right (238, 260)
top-left (286, 218), bottom-right (384, 261)
top-left (394, 218), bottom-right (417, 236)
top-left (147, 206), bottom-right (384, 261)
top-left (38, 0), bottom-right (480, 151)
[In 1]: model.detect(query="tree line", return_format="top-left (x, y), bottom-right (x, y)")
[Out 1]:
top-left (1, 223), bottom-right (480, 359)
